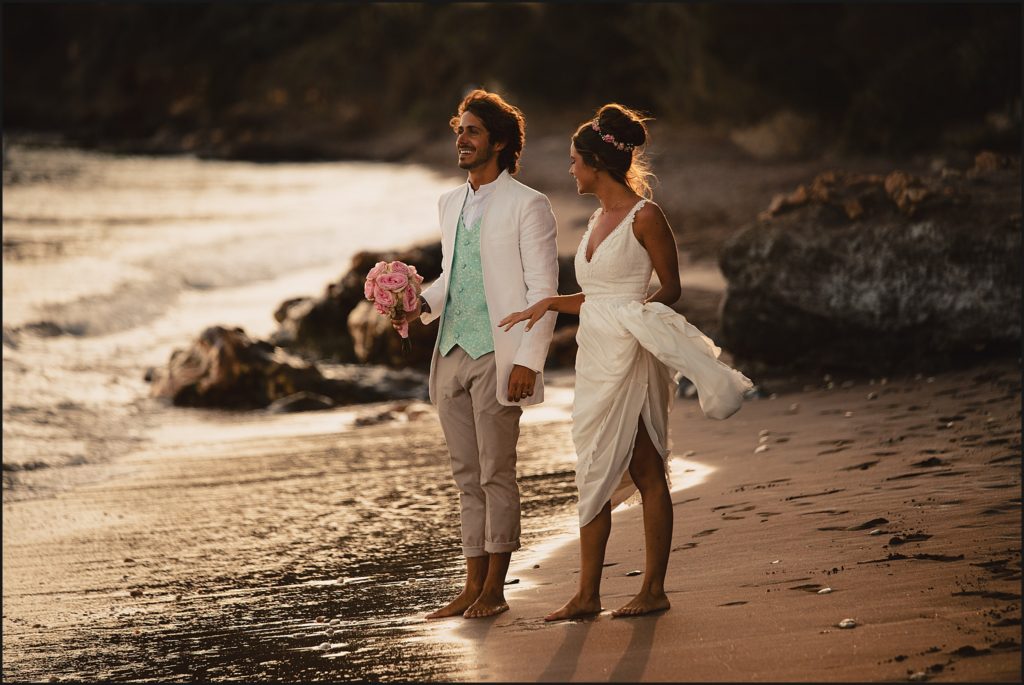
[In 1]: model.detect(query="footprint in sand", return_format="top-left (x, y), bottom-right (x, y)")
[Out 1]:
top-left (846, 517), bottom-right (889, 531)
top-left (672, 542), bottom-right (698, 551)
top-left (693, 529), bottom-right (718, 537)
top-left (719, 601), bottom-right (748, 606)
top-left (912, 457), bottom-right (948, 468)
top-left (788, 583), bottom-right (824, 593)
top-left (840, 460), bottom-right (879, 471)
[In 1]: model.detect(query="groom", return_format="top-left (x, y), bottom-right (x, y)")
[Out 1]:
top-left (396, 89), bottom-right (559, 618)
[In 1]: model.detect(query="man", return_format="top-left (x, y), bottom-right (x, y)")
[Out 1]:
top-left (396, 89), bottom-right (559, 619)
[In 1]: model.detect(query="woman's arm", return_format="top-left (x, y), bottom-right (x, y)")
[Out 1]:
top-left (499, 292), bottom-right (584, 332)
top-left (633, 202), bottom-right (682, 306)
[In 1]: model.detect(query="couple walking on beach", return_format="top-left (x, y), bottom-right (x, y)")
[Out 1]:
top-left (394, 89), bottom-right (752, 621)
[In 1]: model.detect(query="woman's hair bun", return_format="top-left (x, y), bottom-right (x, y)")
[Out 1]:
top-left (596, 104), bottom-right (649, 148)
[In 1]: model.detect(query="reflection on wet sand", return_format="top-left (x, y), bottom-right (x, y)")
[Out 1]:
top-left (2, 406), bottom-right (581, 681)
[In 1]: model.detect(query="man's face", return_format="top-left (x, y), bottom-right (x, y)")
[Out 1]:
top-left (454, 111), bottom-right (502, 171)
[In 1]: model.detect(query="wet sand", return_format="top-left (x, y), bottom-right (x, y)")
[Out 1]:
top-left (430, 359), bottom-right (1021, 682)
top-left (1, 385), bottom-right (582, 681)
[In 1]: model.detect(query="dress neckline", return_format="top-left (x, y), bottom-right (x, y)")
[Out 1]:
top-left (584, 199), bottom-right (646, 264)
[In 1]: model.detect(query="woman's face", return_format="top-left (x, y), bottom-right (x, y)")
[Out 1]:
top-left (569, 143), bottom-right (598, 195)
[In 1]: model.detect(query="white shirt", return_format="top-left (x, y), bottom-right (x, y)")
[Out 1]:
top-left (461, 170), bottom-right (504, 228)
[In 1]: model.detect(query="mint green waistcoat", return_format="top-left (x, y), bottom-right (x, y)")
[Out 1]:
top-left (438, 201), bottom-right (495, 359)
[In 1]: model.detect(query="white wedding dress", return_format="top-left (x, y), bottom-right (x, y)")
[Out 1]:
top-left (572, 199), bottom-right (754, 526)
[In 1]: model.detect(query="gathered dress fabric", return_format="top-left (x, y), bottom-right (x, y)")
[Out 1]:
top-left (572, 199), bottom-right (754, 527)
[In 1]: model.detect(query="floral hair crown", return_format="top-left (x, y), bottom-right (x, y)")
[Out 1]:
top-left (590, 121), bottom-right (636, 152)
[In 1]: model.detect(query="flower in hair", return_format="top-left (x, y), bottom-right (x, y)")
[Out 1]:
top-left (590, 120), bottom-right (635, 152)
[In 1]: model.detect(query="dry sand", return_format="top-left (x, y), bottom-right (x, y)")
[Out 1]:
top-left (426, 359), bottom-right (1021, 682)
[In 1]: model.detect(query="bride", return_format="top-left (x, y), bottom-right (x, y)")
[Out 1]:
top-left (499, 104), bottom-right (752, 620)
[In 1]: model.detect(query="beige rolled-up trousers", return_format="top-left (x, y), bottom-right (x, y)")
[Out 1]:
top-left (435, 346), bottom-right (523, 557)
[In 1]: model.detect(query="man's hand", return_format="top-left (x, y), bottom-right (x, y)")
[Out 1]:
top-left (507, 364), bottom-right (537, 403)
top-left (391, 298), bottom-right (422, 332)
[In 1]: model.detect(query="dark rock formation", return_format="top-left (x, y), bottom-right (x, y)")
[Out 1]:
top-left (147, 325), bottom-right (427, 409)
top-left (719, 152), bottom-right (1022, 373)
top-left (273, 242), bottom-right (580, 368)
top-left (270, 242), bottom-right (443, 365)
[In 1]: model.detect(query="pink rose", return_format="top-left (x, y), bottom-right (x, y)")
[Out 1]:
top-left (376, 272), bottom-right (409, 291)
top-left (367, 261), bottom-right (388, 280)
top-left (364, 276), bottom-right (376, 300)
top-left (389, 260), bottom-right (410, 275)
top-left (373, 286), bottom-right (396, 308)
top-left (407, 265), bottom-right (425, 286)
top-left (374, 301), bottom-right (391, 317)
top-left (402, 285), bottom-right (419, 312)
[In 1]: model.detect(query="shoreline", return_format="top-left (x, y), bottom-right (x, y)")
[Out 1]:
top-left (424, 358), bottom-right (1021, 682)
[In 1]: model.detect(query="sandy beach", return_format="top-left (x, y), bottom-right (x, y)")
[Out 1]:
top-left (425, 358), bottom-right (1021, 682)
top-left (4, 356), bottom-right (1018, 681)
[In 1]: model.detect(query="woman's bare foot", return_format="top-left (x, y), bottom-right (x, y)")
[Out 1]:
top-left (463, 591), bottom-right (509, 619)
top-left (544, 594), bottom-right (603, 622)
top-left (426, 588), bottom-right (481, 619)
top-left (611, 590), bottom-right (670, 617)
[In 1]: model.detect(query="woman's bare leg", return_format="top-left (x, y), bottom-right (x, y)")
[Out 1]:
top-left (544, 500), bottom-right (611, 621)
top-left (613, 419), bottom-right (672, 617)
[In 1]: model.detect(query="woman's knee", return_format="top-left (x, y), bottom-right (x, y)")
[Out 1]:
top-left (629, 455), bottom-right (666, 492)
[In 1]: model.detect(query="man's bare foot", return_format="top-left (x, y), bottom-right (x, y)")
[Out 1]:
top-left (463, 592), bottom-right (509, 619)
top-left (426, 589), bottom-right (481, 619)
top-left (544, 594), bottom-right (602, 622)
top-left (611, 590), bottom-right (670, 617)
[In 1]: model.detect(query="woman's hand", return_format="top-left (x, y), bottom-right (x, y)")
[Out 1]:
top-left (498, 298), bottom-right (550, 332)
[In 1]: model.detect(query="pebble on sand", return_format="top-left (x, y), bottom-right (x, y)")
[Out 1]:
top-left (844, 411), bottom-right (855, 418)
top-left (683, 450), bottom-right (696, 457)
top-left (754, 445), bottom-right (769, 454)
top-left (838, 618), bottom-right (857, 629)
top-left (869, 529), bottom-right (884, 536)
top-left (909, 672), bottom-right (928, 682)
top-left (315, 615), bottom-right (326, 623)
top-left (319, 642), bottom-right (331, 650)
top-left (625, 570), bottom-right (643, 577)
top-left (786, 402), bottom-right (800, 414)
top-left (817, 587), bottom-right (833, 594)
top-left (867, 392), bottom-right (878, 400)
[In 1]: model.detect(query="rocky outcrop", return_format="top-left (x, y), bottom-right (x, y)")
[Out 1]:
top-left (273, 241), bottom-right (581, 368)
top-left (270, 242), bottom-right (443, 365)
top-left (147, 325), bottom-right (426, 409)
top-left (719, 152), bottom-right (1021, 372)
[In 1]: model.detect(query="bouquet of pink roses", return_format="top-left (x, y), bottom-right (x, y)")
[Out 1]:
top-left (364, 260), bottom-right (425, 339)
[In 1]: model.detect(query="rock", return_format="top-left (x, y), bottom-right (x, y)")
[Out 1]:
top-left (908, 672), bottom-right (928, 682)
top-left (546, 325), bottom-right (579, 368)
top-left (271, 242), bottom-right (443, 364)
top-left (347, 300), bottom-right (438, 368)
top-left (272, 244), bottom-right (580, 368)
top-left (817, 587), bottom-right (833, 594)
top-left (149, 326), bottom-right (425, 409)
top-left (754, 445), bottom-right (769, 454)
top-left (786, 402), bottom-right (801, 414)
top-left (129, 589), bottom-right (144, 598)
top-left (838, 618), bottom-right (857, 629)
top-left (625, 570), bottom-right (642, 577)
top-left (720, 159), bottom-right (1021, 372)
top-left (266, 391), bottom-right (336, 414)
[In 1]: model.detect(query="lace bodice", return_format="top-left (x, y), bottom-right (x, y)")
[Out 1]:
top-left (574, 199), bottom-right (651, 302)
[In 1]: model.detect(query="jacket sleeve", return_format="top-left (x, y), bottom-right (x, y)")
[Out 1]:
top-left (512, 193), bottom-right (559, 372)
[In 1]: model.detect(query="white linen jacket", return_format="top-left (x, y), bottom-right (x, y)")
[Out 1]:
top-left (420, 170), bottom-right (559, 407)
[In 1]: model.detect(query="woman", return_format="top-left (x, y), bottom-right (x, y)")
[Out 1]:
top-left (499, 104), bottom-right (753, 621)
